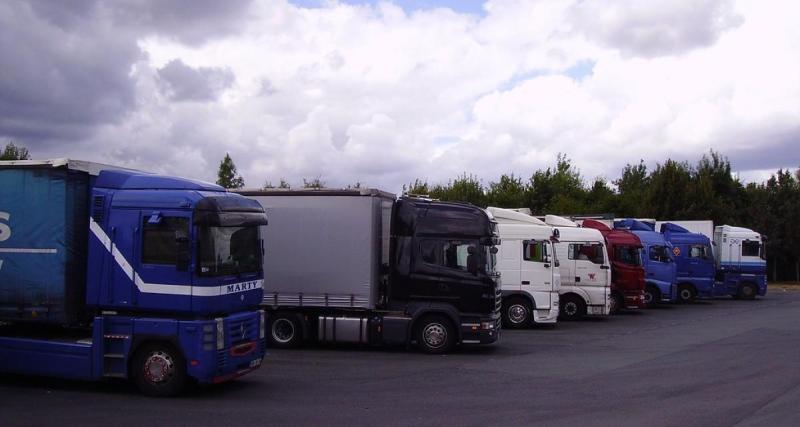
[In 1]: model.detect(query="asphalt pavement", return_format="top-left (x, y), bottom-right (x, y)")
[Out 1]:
top-left (2, 291), bottom-right (799, 427)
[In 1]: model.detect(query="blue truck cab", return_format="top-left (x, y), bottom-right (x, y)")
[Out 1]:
top-left (0, 159), bottom-right (268, 396)
top-left (713, 225), bottom-right (768, 299)
top-left (614, 220), bottom-right (677, 307)
top-left (659, 223), bottom-right (716, 303)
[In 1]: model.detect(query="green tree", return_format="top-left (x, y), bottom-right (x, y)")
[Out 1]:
top-left (404, 178), bottom-right (430, 196)
top-left (645, 159), bottom-right (692, 219)
top-left (615, 161), bottom-right (648, 217)
top-left (216, 153), bottom-right (245, 189)
top-left (585, 178), bottom-right (617, 214)
top-left (527, 153), bottom-right (587, 214)
top-left (1, 142), bottom-right (31, 160)
top-left (486, 173), bottom-right (526, 208)
top-left (263, 178), bottom-right (291, 189)
top-left (303, 177), bottom-right (325, 189)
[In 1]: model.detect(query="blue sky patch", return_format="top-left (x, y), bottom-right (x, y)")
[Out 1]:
top-left (290, 0), bottom-right (487, 16)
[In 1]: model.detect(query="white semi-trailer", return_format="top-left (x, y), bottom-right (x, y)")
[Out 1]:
top-left (545, 215), bottom-right (612, 320)
top-left (487, 207), bottom-right (560, 328)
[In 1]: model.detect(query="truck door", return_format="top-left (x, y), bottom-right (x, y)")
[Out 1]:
top-left (554, 243), bottom-right (573, 286)
top-left (415, 238), bottom-right (484, 313)
top-left (497, 239), bottom-right (521, 291)
top-left (571, 242), bottom-right (607, 291)
top-left (687, 244), bottom-right (715, 291)
top-left (135, 211), bottom-right (193, 312)
top-left (521, 240), bottom-right (554, 307)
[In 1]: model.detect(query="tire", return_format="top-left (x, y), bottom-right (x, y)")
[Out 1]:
top-left (643, 285), bottom-right (660, 308)
top-left (677, 284), bottom-right (696, 304)
top-left (268, 313), bottom-right (303, 348)
top-left (609, 293), bottom-right (624, 315)
top-left (416, 315), bottom-right (455, 354)
top-left (502, 297), bottom-right (532, 328)
top-left (559, 295), bottom-right (586, 321)
top-left (739, 283), bottom-right (758, 300)
top-left (132, 342), bottom-right (188, 397)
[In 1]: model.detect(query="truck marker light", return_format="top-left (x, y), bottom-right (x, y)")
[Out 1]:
top-left (191, 360), bottom-right (200, 367)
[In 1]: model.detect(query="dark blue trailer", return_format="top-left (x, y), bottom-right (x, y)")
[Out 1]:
top-left (0, 159), bottom-right (269, 396)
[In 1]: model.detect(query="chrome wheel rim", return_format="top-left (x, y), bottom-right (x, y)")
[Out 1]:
top-left (423, 323), bottom-right (447, 348)
top-left (272, 318), bottom-right (295, 344)
top-left (564, 301), bottom-right (578, 316)
top-left (644, 291), bottom-right (654, 305)
top-left (143, 351), bottom-right (175, 384)
top-left (508, 304), bottom-right (528, 324)
top-left (680, 288), bottom-right (693, 301)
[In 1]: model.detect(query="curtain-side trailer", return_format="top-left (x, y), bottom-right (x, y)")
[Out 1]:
top-left (241, 189), bottom-right (502, 354)
top-left (0, 159), bottom-right (268, 396)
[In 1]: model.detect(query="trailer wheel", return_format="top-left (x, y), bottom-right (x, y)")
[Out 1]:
top-left (559, 295), bottom-right (586, 321)
top-left (738, 283), bottom-right (757, 300)
top-left (416, 315), bottom-right (455, 354)
top-left (502, 297), bottom-right (532, 328)
top-left (643, 285), bottom-right (660, 308)
top-left (677, 284), bottom-right (696, 304)
top-left (268, 313), bottom-right (303, 348)
top-left (609, 293), bottom-right (624, 315)
top-left (132, 343), bottom-right (187, 397)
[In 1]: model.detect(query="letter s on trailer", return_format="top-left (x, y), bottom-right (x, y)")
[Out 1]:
top-left (0, 159), bottom-right (269, 396)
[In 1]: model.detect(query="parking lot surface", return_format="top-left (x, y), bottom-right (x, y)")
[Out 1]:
top-left (2, 291), bottom-right (799, 427)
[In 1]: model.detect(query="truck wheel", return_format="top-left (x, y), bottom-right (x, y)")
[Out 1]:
top-left (502, 297), bottom-right (532, 328)
top-left (559, 296), bottom-right (586, 321)
top-left (416, 315), bottom-right (455, 354)
top-left (609, 293), bottom-right (624, 315)
top-left (132, 343), bottom-right (187, 397)
top-left (643, 285), bottom-right (660, 308)
top-left (269, 313), bottom-right (303, 348)
top-left (738, 283), bottom-right (757, 300)
top-left (677, 284), bottom-right (696, 304)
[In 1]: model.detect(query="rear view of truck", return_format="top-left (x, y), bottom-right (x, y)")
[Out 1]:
top-left (0, 160), bottom-right (268, 395)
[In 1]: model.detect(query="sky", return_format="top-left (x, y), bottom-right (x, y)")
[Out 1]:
top-left (1, 0), bottom-right (799, 192)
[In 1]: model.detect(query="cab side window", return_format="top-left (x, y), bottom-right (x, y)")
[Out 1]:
top-left (689, 245), bottom-right (708, 258)
top-left (569, 243), bottom-right (604, 264)
top-left (523, 240), bottom-right (546, 262)
top-left (742, 241), bottom-right (760, 257)
top-left (649, 245), bottom-right (671, 263)
top-left (420, 239), bottom-right (477, 272)
top-left (142, 217), bottom-right (188, 265)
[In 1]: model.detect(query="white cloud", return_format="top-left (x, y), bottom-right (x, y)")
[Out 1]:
top-left (2, 0), bottom-right (799, 194)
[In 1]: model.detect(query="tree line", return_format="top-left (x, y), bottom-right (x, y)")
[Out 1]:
top-left (4, 143), bottom-right (797, 281)
top-left (400, 152), bottom-right (799, 282)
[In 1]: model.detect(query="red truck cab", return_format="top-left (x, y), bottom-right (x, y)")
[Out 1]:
top-left (582, 220), bottom-right (646, 313)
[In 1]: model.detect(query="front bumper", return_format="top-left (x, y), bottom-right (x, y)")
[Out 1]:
top-left (532, 294), bottom-right (560, 324)
top-left (624, 290), bottom-right (646, 309)
top-left (460, 316), bottom-right (501, 345)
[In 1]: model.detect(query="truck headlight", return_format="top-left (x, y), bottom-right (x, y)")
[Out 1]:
top-left (481, 321), bottom-right (495, 330)
top-left (259, 310), bottom-right (266, 339)
top-left (216, 317), bottom-right (225, 350)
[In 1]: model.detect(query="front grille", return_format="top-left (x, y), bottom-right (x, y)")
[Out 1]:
top-left (494, 285), bottom-right (502, 314)
top-left (228, 316), bottom-right (258, 347)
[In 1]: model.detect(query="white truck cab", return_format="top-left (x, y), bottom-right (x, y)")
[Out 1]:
top-left (487, 207), bottom-right (561, 328)
top-left (545, 215), bottom-right (611, 320)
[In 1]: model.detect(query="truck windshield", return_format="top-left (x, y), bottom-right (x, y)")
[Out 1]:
top-left (616, 246), bottom-right (642, 266)
top-left (198, 226), bottom-right (262, 277)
